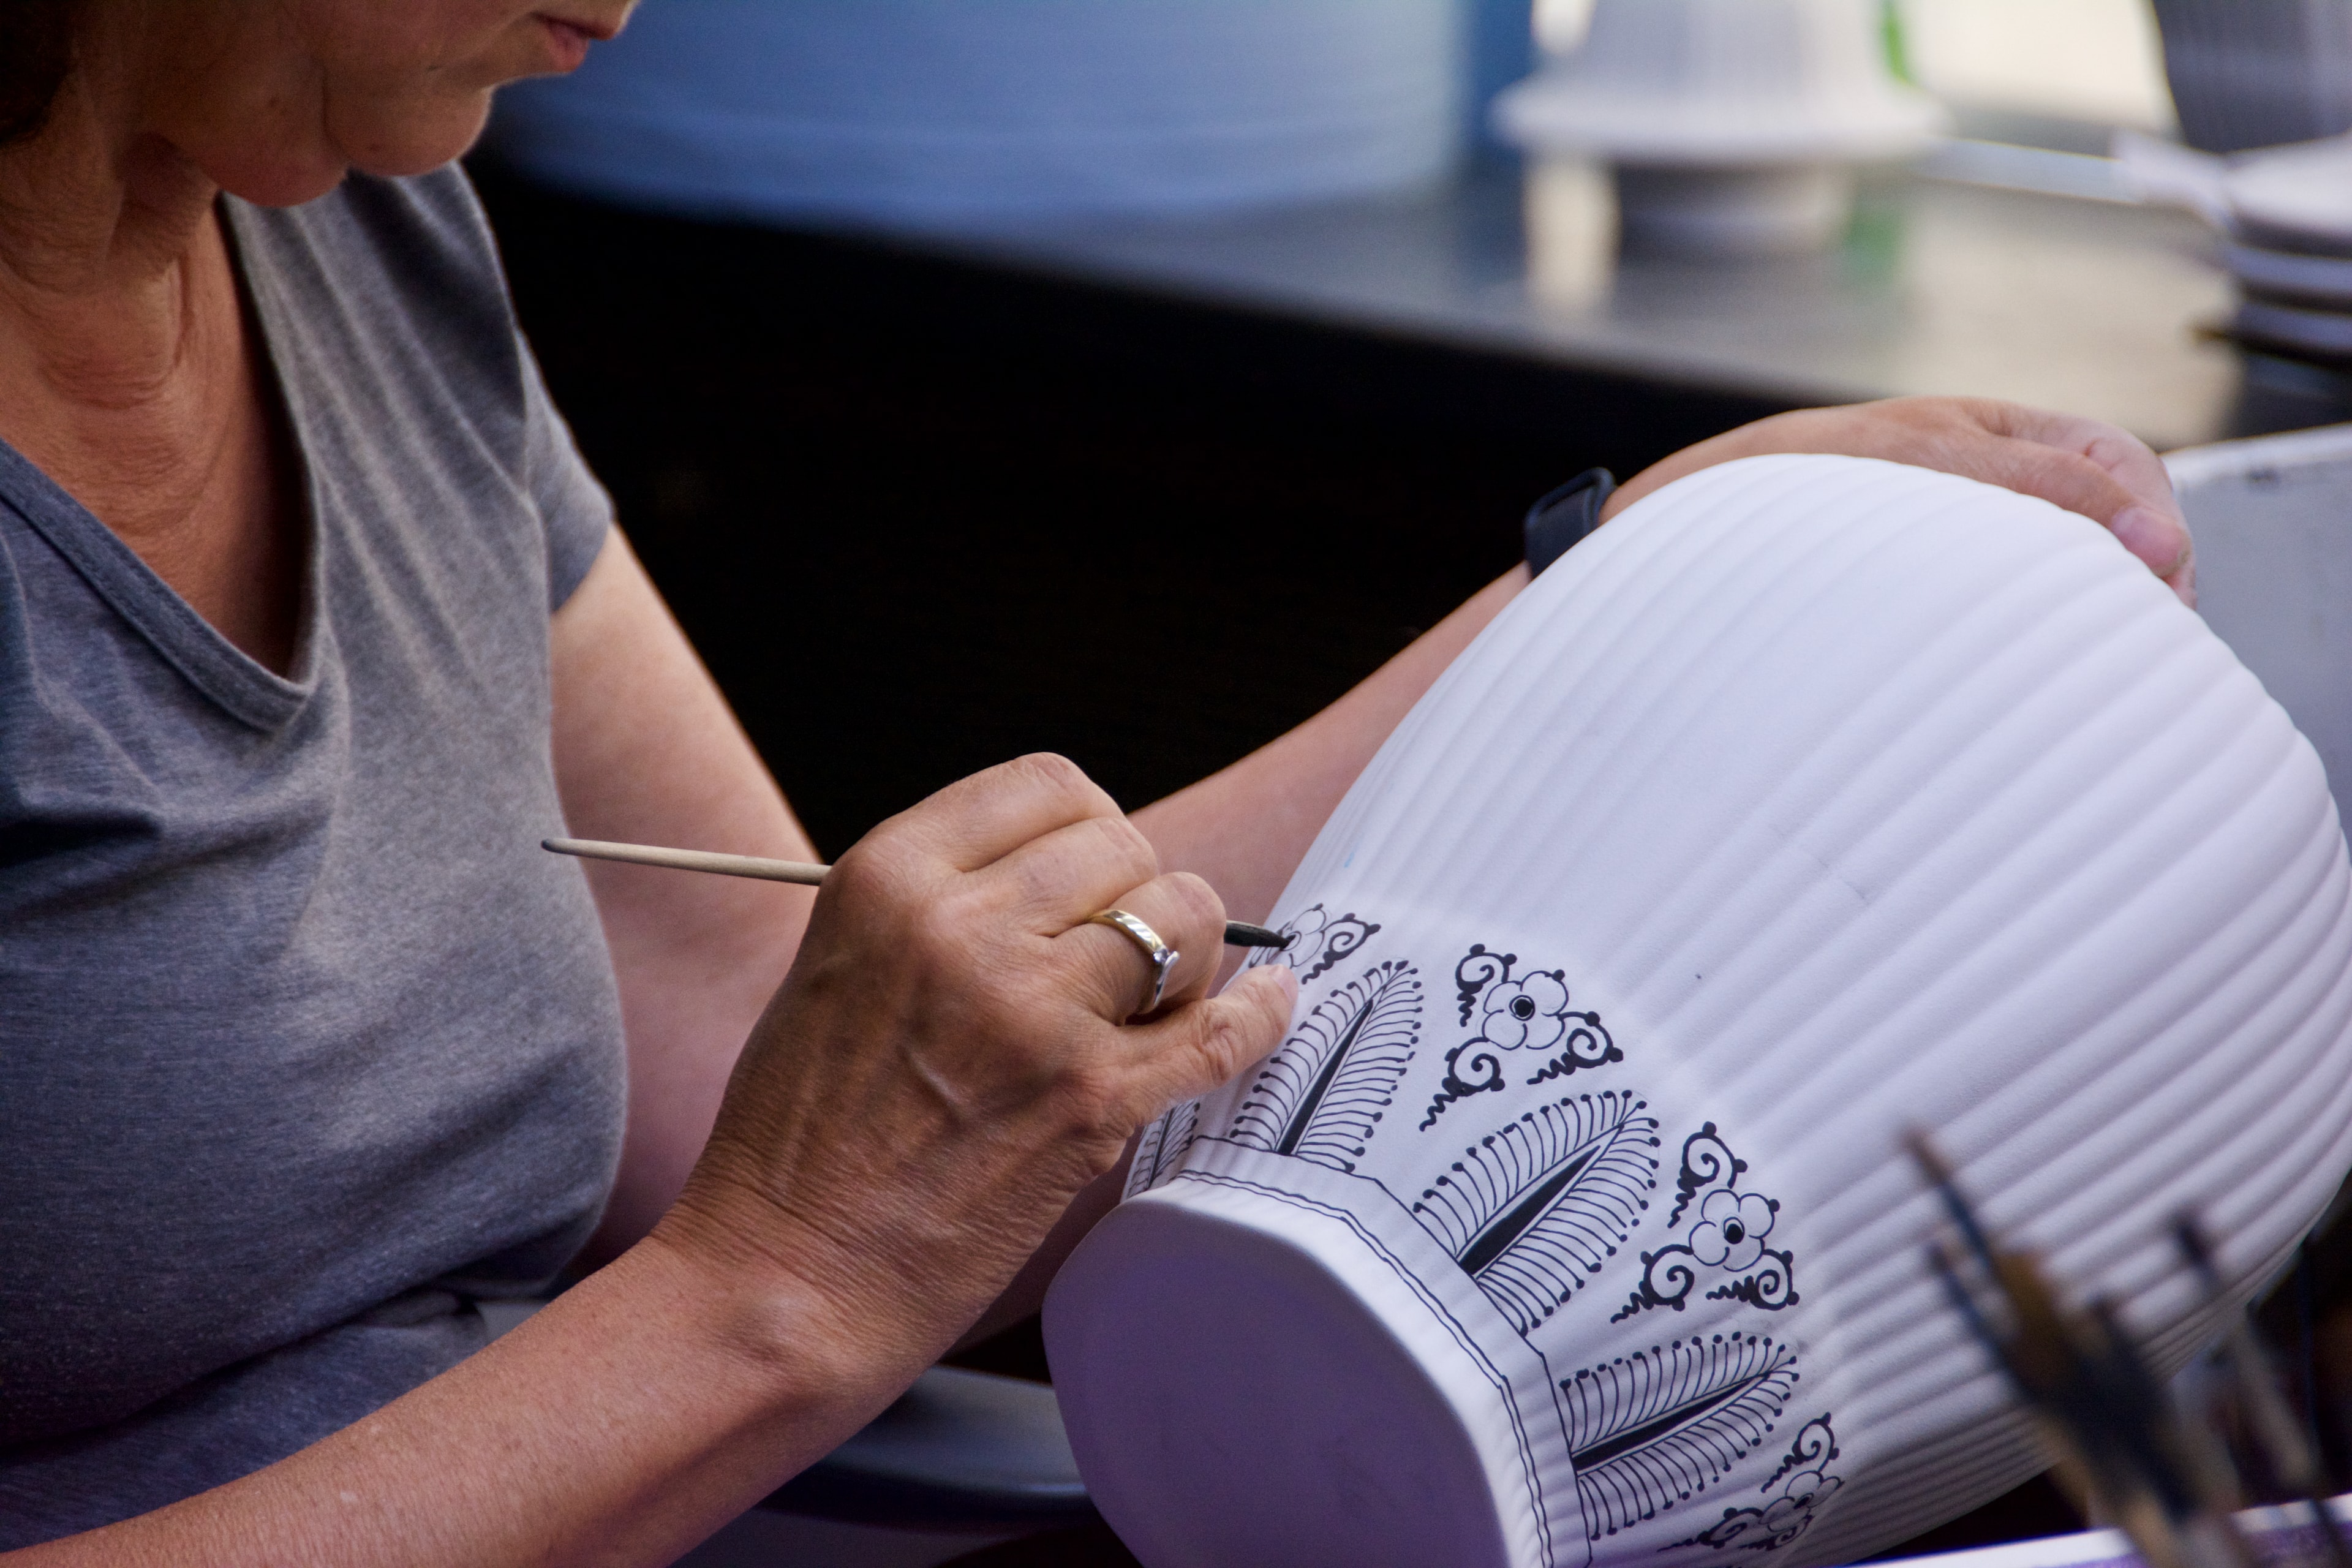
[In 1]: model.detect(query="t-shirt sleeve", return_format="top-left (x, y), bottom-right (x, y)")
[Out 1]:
top-left (518, 334), bottom-right (614, 612)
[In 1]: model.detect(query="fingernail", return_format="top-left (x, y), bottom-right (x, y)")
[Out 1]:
top-left (1267, 966), bottom-right (1300, 1009)
top-left (2111, 505), bottom-right (2187, 575)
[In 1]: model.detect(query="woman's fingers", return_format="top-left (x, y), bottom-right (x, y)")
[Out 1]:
top-left (1977, 403), bottom-right (2193, 592)
top-left (1055, 870), bottom-right (1228, 1022)
top-left (885, 752), bottom-right (1126, 874)
top-left (1117, 965), bottom-right (1300, 1114)
top-left (1605, 397), bottom-right (2196, 606)
top-left (1991, 432), bottom-right (2192, 585)
top-left (984, 810), bottom-right (1161, 935)
top-left (1981, 401), bottom-right (2179, 517)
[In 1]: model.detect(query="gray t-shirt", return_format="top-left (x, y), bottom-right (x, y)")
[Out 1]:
top-left (0, 169), bottom-right (628, 1542)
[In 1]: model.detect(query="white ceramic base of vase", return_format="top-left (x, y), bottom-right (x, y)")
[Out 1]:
top-left (1047, 1169), bottom-right (1565, 1568)
top-left (1611, 162), bottom-right (1854, 255)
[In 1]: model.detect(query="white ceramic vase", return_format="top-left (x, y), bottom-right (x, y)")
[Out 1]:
top-left (1046, 454), bottom-right (2352, 1568)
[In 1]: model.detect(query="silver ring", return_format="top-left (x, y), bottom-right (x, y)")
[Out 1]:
top-left (1086, 908), bottom-right (1180, 1017)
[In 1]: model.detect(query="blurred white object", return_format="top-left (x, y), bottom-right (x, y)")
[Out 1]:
top-left (2151, 0), bottom-right (2352, 154)
top-left (1493, 0), bottom-right (1944, 253)
top-left (1049, 454), bottom-right (2352, 1568)
top-left (483, 0), bottom-right (1466, 227)
top-left (1532, 0), bottom-right (1597, 53)
top-left (1523, 157), bottom-right (1619, 308)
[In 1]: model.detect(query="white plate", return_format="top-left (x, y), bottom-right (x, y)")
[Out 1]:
top-left (2233, 298), bottom-right (2352, 356)
top-left (2223, 136), bottom-right (2352, 254)
top-left (2225, 242), bottom-right (2352, 306)
top-left (1049, 454), bottom-right (2352, 1568)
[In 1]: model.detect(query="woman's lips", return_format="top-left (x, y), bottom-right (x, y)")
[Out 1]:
top-left (537, 15), bottom-right (603, 70)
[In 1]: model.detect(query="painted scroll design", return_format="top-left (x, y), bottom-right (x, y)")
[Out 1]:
top-left (1125, 1099), bottom-right (1200, 1199)
top-left (1668, 1414), bottom-right (1843, 1554)
top-left (1560, 1333), bottom-right (1802, 1542)
top-left (1228, 960), bottom-right (1420, 1173)
top-left (1411, 1091), bottom-right (1663, 1334)
top-left (1423, 944), bottom-right (1621, 1131)
top-left (1242, 903), bottom-right (1382, 982)
top-left (1614, 1126), bottom-right (1797, 1322)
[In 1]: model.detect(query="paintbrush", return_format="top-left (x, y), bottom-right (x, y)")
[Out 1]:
top-left (543, 837), bottom-right (1294, 951)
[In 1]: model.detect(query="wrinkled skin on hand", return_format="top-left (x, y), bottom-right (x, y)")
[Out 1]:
top-left (1605, 396), bottom-right (2197, 606)
top-left (657, 753), bottom-right (1299, 1368)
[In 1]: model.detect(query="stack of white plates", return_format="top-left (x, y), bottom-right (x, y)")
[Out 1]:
top-left (2214, 137), bottom-right (2352, 362)
top-left (2128, 130), bottom-right (2352, 361)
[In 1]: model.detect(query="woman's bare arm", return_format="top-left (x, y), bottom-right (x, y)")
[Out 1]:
top-left (549, 396), bottom-right (2200, 1281)
top-left (549, 531), bottom-right (819, 1264)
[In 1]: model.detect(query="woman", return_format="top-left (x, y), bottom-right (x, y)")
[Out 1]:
top-left (0, 1), bottom-right (2194, 1561)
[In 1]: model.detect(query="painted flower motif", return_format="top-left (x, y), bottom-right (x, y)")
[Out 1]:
top-left (1254, 905), bottom-right (1381, 980)
top-left (1687, 1189), bottom-right (1777, 1272)
top-left (1755, 1471), bottom-right (1841, 1545)
top-left (1291, 906), bottom-right (1334, 955)
top-left (1479, 971), bottom-right (1572, 1051)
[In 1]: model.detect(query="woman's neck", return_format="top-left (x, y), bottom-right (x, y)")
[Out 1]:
top-left (0, 50), bottom-right (305, 677)
top-left (0, 43), bottom-right (224, 409)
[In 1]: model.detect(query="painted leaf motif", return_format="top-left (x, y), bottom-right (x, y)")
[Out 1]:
top-left (1411, 1091), bottom-right (1661, 1333)
top-left (1229, 959), bottom-right (1420, 1172)
top-left (1560, 1334), bottom-right (1801, 1540)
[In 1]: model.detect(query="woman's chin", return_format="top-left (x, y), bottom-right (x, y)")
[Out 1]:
top-left (199, 148), bottom-right (356, 210)
top-left (206, 127), bottom-right (480, 208)
top-left (222, 98), bottom-right (498, 203)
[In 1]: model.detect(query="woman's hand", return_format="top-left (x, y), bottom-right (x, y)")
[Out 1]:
top-left (1602, 397), bottom-right (2196, 605)
top-left (659, 753), bottom-right (1300, 1370)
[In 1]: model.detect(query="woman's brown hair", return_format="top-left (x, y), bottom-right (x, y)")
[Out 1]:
top-left (0, 0), bottom-right (79, 148)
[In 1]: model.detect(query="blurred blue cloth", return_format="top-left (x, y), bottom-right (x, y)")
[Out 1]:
top-left (484, 0), bottom-right (1493, 227)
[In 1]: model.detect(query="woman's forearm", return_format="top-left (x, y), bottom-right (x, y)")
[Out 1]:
top-left (13, 1233), bottom-right (905, 1568)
